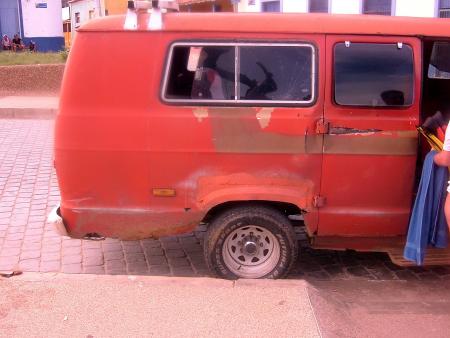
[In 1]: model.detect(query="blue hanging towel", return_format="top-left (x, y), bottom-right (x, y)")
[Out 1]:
top-left (403, 150), bottom-right (448, 265)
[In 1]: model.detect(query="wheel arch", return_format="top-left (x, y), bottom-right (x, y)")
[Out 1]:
top-left (200, 200), bottom-right (303, 224)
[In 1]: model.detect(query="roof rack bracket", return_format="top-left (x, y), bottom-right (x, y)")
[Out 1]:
top-left (124, 0), bottom-right (179, 31)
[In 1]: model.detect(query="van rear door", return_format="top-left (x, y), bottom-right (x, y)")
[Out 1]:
top-left (318, 35), bottom-right (421, 237)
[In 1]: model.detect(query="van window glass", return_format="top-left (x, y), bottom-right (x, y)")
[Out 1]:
top-left (428, 42), bottom-right (450, 79)
top-left (165, 46), bottom-right (235, 100)
top-left (239, 46), bottom-right (313, 102)
top-left (334, 43), bottom-right (414, 107)
top-left (163, 43), bottom-right (316, 105)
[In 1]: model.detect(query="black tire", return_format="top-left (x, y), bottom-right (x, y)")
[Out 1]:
top-left (204, 205), bottom-right (298, 279)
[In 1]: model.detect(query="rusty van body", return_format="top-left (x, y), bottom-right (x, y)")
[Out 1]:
top-left (52, 5), bottom-right (450, 279)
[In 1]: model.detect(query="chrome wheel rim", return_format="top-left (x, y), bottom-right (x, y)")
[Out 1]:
top-left (222, 225), bottom-right (280, 279)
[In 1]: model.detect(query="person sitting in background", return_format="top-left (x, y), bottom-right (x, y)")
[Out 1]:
top-left (1, 34), bottom-right (11, 51)
top-left (12, 34), bottom-right (24, 52)
top-left (29, 40), bottom-right (36, 52)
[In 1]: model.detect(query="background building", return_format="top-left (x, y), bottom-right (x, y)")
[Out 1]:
top-left (178, 0), bottom-right (234, 12)
top-left (0, 0), bottom-right (64, 51)
top-left (238, 0), bottom-right (450, 17)
top-left (69, 0), bottom-right (128, 31)
top-left (68, 0), bottom-right (128, 45)
top-left (61, 0), bottom-right (450, 47)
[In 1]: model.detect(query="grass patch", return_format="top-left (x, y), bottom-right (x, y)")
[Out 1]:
top-left (0, 51), bottom-right (66, 66)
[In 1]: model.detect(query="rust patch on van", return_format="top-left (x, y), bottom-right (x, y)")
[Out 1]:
top-left (206, 106), bottom-right (417, 155)
top-left (193, 107), bottom-right (209, 122)
top-left (64, 207), bottom-right (203, 240)
top-left (196, 173), bottom-right (315, 211)
top-left (324, 130), bottom-right (417, 155)
top-left (256, 108), bottom-right (273, 129)
top-left (208, 107), bottom-right (322, 154)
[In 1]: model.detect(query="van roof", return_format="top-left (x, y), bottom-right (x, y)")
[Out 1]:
top-left (80, 13), bottom-right (450, 38)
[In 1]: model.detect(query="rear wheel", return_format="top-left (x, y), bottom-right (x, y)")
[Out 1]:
top-left (204, 205), bottom-right (298, 279)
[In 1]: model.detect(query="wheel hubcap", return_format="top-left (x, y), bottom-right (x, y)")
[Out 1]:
top-left (243, 240), bottom-right (257, 255)
top-left (223, 225), bottom-right (280, 279)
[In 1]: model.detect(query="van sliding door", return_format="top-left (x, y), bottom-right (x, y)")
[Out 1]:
top-left (318, 35), bottom-right (421, 237)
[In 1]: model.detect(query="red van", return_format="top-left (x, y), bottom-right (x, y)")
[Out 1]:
top-left (50, 2), bottom-right (450, 279)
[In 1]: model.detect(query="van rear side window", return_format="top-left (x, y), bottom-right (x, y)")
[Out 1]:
top-left (165, 46), bottom-right (236, 100)
top-left (334, 43), bottom-right (414, 107)
top-left (163, 42), bottom-right (315, 105)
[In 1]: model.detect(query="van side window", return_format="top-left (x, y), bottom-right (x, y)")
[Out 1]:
top-left (163, 43), bottom-right (315, 105)
top-left (334, 43), bottom-right (414, 107)
top-left (239, 46), bottom-right (312, 102)
top-left (165, 46), bottom-right (235, 100)
top-left (428, 41), bottom-right (450, 79)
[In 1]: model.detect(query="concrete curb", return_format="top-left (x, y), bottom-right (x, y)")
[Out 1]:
top-left (3, 271), bottom-right (311, 289)
top-left (0, 107), bottom-right (57, 119)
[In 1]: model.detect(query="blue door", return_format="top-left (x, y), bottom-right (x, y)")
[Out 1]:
top-left (0, 0), bottom-right (19, 39)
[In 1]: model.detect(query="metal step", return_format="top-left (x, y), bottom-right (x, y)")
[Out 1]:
top-left (387, 247), bottom-right (450, 267)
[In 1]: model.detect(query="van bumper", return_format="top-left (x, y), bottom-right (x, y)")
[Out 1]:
top-left (47, 204), bottom-right (69, 237)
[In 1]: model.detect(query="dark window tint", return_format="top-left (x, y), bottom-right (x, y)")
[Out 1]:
top-left (239, 46), bottom-right (313, 102)
top-left (310, 0), bottom-right (329, 13)
top-left (334, 43), bottom-right (414, 107)
top-left (261, 1), bottom-right (280, 12)
top-left (363, 0), bottom-right (392, 15)
top-left (428, 42), bottom-right (450, 79)
top-left (439, 0), bottom-right (450, 17)
top-left (165, 46), bottom-right (235, 100)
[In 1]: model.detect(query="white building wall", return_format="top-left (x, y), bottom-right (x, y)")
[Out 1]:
top-left (238, 0), bottom-right (308, 13)
top-left (70, 0), bottom-right (102, 29)
top-left (283, 0), bottom-right (308, 13)
top-left (238, 0), bottom-right (439, 17)
top-left (21, 0), bottom-right (63, 37)
top-left (62, 7), bottom-right (70, 21)
top-left (395, 0), bottom-right (436, 17)
top-left (237, 1), bottom-right (260, 12)
top-left (331, 0), bottom-right (361, 14)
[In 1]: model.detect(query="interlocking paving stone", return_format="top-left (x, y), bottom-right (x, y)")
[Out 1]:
top-left (104, 251), bottom-right (124, 261)
top-left (0, 119), bottom-right (449, 281)
top-left (19, 258), bottom-right (40, 271)
top-left (165, 249), bottom-right (186, 258)
top-left (105, 260), bottom-right (126, 270)
top-left (148, 265), bottom-right (170, 275)
top-left (83, 265), bottom-right (105, 274)
top-left (20, 250), bottom-right (41, 260)
top-left (395, 270), bottom-right (419, 280)
top-left (61, 263), bottom-right (83, 274)
top-left (146, 248), bottom-right (164, 256)
top-left (83, 255), bottom-right (104, 267)
top-left (62, 254), bottom-right (82, 265)
top-left (82, 248), bottom-right (103, 257)
top-left (146, 255), bottom-right (168, 266)
top-left (41, 252), bottom-right (61, 262)
top-left (40, 260), bottom-right (61, 272)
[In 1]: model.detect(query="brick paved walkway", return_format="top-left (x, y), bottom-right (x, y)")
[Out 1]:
top-left (1, 119), bottom-right (450, 281)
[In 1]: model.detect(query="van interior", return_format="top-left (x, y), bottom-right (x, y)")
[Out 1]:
top-left (417, 40), bottom-right (450, 177)
top-left (421, 39), bottom-right (450, 131)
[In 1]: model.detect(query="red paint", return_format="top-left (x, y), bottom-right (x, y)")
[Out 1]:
top-left (55, 13), bottom-right (449, 253)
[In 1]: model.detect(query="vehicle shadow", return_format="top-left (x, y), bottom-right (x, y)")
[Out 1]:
top-left (89, 230), bottom-right (450, 282)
